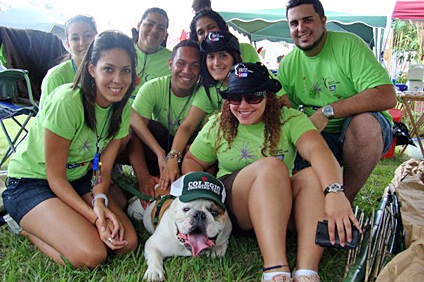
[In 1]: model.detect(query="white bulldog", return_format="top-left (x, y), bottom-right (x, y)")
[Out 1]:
top-left (128, 172), bottom-right (232, 282)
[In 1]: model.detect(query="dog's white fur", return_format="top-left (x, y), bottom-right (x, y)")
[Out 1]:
top-left (142, 197), bottom-right (232, 281)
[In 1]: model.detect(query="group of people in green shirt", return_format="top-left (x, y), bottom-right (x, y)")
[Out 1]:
top-left (2, 1), bottom-right (397, 281)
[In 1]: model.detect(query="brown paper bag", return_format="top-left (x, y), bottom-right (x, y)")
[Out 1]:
top-left (376, 239), bottom-right (424, 282)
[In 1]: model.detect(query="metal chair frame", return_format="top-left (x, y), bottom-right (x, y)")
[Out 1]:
top-left (0, 69), bottom-right (38, 167)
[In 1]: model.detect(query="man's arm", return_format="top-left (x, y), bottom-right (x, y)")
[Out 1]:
top-left (310, 84), bottom-right (396, 131)
top-left (330, 84), bottom-right (396, 118)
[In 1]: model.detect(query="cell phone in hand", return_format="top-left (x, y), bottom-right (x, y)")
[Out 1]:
top-left (315, 220), bottom-right (360, 249)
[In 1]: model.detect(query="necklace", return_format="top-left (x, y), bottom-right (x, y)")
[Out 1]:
top-left (167, 81), bottom-right (194, 151)
top-left (91, 108), bottom-right (112, 187)
top-left (137, 46), bottom-right (162, 85)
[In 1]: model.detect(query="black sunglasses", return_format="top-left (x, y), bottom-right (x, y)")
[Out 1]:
top-left (227, 91), bottom-right (267, 105)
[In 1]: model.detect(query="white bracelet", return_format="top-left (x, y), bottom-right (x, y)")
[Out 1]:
top-left (92, 193), bottom-right (108, 207)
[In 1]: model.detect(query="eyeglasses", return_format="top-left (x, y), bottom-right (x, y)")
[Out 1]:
top-left (227, 91), bottom-right (266, 105)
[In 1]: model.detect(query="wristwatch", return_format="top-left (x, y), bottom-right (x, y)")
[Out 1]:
top-left (321, 105), bottom-right (335, 119)
top-left (324, 182), bottom-right (344, 196)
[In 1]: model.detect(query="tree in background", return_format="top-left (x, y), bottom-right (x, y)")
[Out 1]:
top-left (391, 19), bottom-right (423, 83)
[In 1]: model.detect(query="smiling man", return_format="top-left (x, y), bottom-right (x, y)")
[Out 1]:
top-left (277, 0), bottom-right (397, 207)
top-left (128, 39), bottom-right (201, 205)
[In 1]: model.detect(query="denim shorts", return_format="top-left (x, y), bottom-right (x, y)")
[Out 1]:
top-left (2, 172), bottom-right (92, 224)
top-left (294, 112), bottom-right (393, 171)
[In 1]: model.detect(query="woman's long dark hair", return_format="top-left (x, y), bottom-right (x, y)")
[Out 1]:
top-left (73, 30), bottom-right (137, 139)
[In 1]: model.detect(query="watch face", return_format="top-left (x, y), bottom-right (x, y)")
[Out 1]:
top-left (329, 183), bottom-right (343, 192)
top-left (322, 105), bottom-right (334, 118)
top-left (324, 182), bottom-right (344, 195)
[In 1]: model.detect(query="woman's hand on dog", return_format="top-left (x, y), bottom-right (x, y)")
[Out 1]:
top-left (138, 174), bottom-right (159, 209)
top-left (160, 158), bottom-right (180, 190)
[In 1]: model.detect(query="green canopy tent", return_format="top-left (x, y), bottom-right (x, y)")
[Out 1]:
top-left (219, 8), bottom-right (387, 60)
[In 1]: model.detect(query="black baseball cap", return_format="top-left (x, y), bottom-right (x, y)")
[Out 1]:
top-left (200, 30), bottom-right (240, 55)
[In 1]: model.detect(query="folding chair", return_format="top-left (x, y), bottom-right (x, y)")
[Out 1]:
top-left (0, 68), bottom-right (38, 167)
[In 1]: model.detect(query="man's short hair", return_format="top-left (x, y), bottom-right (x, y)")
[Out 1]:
top-left (286, 0), bottom-right (325, 18)
top-left (170, 39), bottom-right (200, 60)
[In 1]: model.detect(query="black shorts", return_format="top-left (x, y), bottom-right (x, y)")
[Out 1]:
top-left (220, 171), bottom-right (255, 237)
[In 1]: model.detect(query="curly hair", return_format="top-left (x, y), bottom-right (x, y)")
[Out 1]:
top-left (215, 92), bottom-right (283, 155)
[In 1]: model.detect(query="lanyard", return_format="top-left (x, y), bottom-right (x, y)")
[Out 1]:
top-left (214, 83), bottom-right (224, 110)
top-left (71, 58), bottom-right (78, 73)
top-left (137, 52), bottom-right (148, 82)
top-left (136, 47), bottom-right (162, 86)
top-left (91, 109), bottom-right (112, 187)
top-left (166, 81), bottom-right (194, 150)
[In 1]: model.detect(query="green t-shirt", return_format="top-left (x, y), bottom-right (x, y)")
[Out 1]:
top-left (132, 75), bottom-right (196, 136)
top-left (190, 107), bottom-right (317, 178)
top-left (191, 84), bottom-right (227, 116)
top-left (277, 31), bottom-right (393, 133)
top-left (240, 43), bottom-right (261, 63)
top-left (130, 44), bottom-right (172, 101)
top-left (8, 84), bottom-right (131, 181)
top-left (40, 59), bottom-right (75, 108)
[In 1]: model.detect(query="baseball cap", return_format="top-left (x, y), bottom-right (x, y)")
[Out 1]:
top-left (170, 172), bottom-right (226, 209)
top-left (200, 30), bottom-right (240, 55)
top-left (219, 62), bottom-right (281, 98)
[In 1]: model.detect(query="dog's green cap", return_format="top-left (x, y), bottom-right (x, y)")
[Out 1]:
top-left (170, 172), bottom-right (226, 209)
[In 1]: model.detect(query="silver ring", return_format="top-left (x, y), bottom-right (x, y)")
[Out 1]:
top-left (107, 237), bottom-right (114, 244)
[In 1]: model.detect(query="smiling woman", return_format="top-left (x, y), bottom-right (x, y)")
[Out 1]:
top-left (39, 15), bottom-right (98, 108)
top-left (129, 7), bottom-right (172, 99)
top-left (88, 48), bottom-right (133, 108)
top-left (2, 30), bottom-right (138, 269)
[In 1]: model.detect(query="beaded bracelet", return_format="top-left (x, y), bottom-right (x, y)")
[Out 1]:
top-left (166, 150), bottom-right (182, 163)
top-left (92, 193), bottom-right (109, 207)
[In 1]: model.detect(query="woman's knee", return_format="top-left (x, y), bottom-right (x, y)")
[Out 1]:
top-left (251, 157), bottom-right (289, 179)
top-left (68, 244), bottom-right (108, 269)
top-left (291, 167), bottom-right (321, 197)
top-left (116, 232), bottom-right (139, 255)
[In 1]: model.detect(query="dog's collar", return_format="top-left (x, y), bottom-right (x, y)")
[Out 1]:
top-left (152, 195), bottom-right (176, 228)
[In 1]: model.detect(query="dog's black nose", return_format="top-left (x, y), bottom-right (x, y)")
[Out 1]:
top-left (193, 210), bottom-right (206, 221)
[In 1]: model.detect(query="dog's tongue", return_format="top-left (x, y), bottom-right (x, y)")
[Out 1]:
top-left (186, 233), bottom-right (215, 257)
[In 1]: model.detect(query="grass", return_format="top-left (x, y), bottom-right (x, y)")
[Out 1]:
top-left (0, 119), bottom-right (411, 281)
